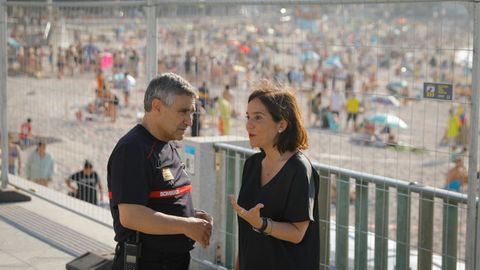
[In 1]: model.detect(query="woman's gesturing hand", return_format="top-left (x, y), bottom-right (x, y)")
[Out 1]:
top-left (229, 194), bottom-right (264, 229)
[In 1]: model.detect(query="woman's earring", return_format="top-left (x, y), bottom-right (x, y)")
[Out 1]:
top-left (278, 129), bottom-right (282, 133)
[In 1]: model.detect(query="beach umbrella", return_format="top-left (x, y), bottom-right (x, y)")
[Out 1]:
top-left (297, 18), bottom-right (318, 31)
top-left (126, 74), bottom-right (136, 86)
top-left (113, 72), bottom-right (124, 82)
top-left (386, 80), bottom-right (408, 95)
top-left (299, 41), bottom-right (313, 50)
top-left (366, 113), bottom-right (408, 129)
top-left (100, 52), bottom-right (113, 70)
top-left (301, 51), bottom-right (319, 61)
top-left (455, 49), bottom-right (472, 69)
top-left (113, 73), bottom-right (136, 88)
top-left (228, 39), bottom-right (240, 46)
top-left (239, 45), bottom-right (250, 54)
top-left (245, 24), bottom-right (257, 33)
top-left (8, 38), bottom-right (21, 49)
top-left (370, 95), bottom-right (400, 107)
top-left (396, 17), bottom-right (408, 25)
top-left (324, 55), bottom-right (343, 69)
top-left (233, 64), bottom-right (246, 72)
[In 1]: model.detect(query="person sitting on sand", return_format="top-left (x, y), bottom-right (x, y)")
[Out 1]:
top-left (381, 125), bottom-right (397, 146)
top-left (445, 156), bottom-right (468, 192)
top-left (387, 133), bottom-right (397, 146)
top-left (349, 119), bottom-right (386, 147)
top-left (359, 119), bottom-right (381, 143)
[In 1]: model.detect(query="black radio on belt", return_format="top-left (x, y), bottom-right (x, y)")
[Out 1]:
top-left (124, 232), bottom-right (142, 270)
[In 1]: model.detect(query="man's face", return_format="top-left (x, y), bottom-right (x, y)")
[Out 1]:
top-left (155, 94), bottom-right (195, 141)
top-left (456, 158), bottom-right (463, 167)
top-left (83, 167), bottom-right (93, 176)
top-left (38, 144), bottom-right (46, 155)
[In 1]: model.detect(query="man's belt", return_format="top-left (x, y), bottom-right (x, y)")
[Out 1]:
top-left (108, 184), bottom-right (192, 200)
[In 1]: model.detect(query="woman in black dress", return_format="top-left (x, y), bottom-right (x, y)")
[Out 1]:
top-left (230, 81), bottom-right (320, 270)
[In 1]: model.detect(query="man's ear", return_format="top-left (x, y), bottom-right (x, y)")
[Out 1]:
top-left (151, 99), bottom-right (163, 113)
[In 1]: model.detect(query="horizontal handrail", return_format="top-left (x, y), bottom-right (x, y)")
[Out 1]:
top-left (4, 0), bottom-right (470, 8)
top-left (4, 1), bottom-right (148, 8)
top-left (213, 142), bottom-right (469, 204)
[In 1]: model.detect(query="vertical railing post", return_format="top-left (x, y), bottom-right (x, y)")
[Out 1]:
top-left (375, 183), bottom-right (389, 270)
top-left (214, 149), bottom-right (224, 265)
top-left (0, 0), bottom-right (8, 189)
top-left (335, 174), bottom-right (350, 270)
top-left (146, 0), bottom-right (157, 82)
top-left (470, 2), bottom-right (480, 270)
top-left (318, 169), bottom-right (331, 270)
top-left (224, 150), bottom-right (236, 269)
top-left (442, 199), bottom-right (458, 270)
top-left (354, 179), bottom-right (368, 270)
top-left (396, 187), bottom-right (411, 270)
top-left (418, 192), bottom-right (434, 270)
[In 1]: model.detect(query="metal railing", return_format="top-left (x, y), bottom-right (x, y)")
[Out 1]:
top-left (214, 142), bottom-right (468, 270)
top-left (7, 174), bottom-right (112, 227)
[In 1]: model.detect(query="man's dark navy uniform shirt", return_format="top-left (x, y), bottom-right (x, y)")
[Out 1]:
top-left (107, 124), bottom-right (195, 252)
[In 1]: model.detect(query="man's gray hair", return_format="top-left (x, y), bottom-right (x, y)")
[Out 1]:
top-left (144, 73), bottom-right (198, 112)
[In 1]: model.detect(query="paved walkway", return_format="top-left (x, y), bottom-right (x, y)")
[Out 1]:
top-left (0, 188), bottom-right (115, 270)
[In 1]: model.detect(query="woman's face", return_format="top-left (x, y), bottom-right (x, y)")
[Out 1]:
top-left (246, 98), bottom-right (282, 149)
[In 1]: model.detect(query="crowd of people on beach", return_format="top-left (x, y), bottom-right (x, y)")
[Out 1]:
top-left (2, 4), bottom-right (476, 212)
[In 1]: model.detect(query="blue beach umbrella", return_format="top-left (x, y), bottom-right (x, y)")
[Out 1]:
top-left (365, 113), bottom-right (408, 129)
top-left (300, 51), bottom-right (319, 61)
top-left (370, 95), bottom-right (400, 107)
top-left (8, 38), bottom-right (21, 49)
top-left (386, 80), bottom-right (408, 95)
top-left (324, 55), bottom-right (343, 69)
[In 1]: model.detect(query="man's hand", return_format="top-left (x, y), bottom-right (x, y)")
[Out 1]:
top-left (184, 217), bottom-right (212, 248)
top-left (195, 209), bottom-right (213, 226)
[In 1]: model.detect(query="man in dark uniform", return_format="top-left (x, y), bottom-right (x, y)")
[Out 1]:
top-left (65, 160), bottom-right (103, 205)
top-left (108, 73), bottom-right (213, 270)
